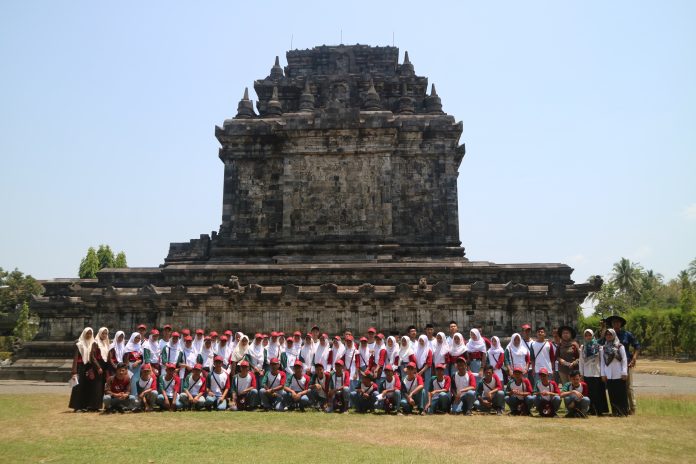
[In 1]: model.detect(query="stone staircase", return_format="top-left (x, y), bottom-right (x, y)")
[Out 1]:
top-left (0, 341), bottom-right (74, 382)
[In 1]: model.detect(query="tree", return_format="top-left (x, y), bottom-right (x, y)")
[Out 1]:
top-left (114, 251), bottom-right (127, 268)
top-left (689, 257), bottom-right (696, 281)
top-left (78, 247), bottom-right (100, 278)
top-left (12, 301), bottom-right (37, 342)
top-left (610, 257), bottom-right (643, 301)
top-left (678, 270), bottom-right (695, 312)
top-left (0, 267), bottom-right (44, 315)
top-left (97, 245), bottom-right (115, 270)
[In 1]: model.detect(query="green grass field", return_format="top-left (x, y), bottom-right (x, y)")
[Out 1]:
top-left (1, 393), bottom-right (695, 463)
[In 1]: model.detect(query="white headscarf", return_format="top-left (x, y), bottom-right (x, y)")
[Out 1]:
top-left (385, 336), bottom-right (399, 365)
top-left (230, 335), bottom-right (250, 363)
top-left (95, 327), bottom-right (110, 360)
top-left (506, 333), bottom-right (529, 357)
top-left (489, 336), bottom-right (504, 357)
top-left (249, 336), bottom-right (265, 367)
top-left (192, 333), bottom-right (204, 354)
top-left (432, 332), bottom-right (450, 365)
top-left (110, 330), bottom-right (126, 363)
top-left (466, 328), bottom-right (486, 353)
top-left (124, 332), bottom-right (142, 355)
top-left (267, 335), bottom-right (281, 360)
top-left (200, 340), bottom-right (214, 369)
top-left (357, 339), bottom-right (371, 368)
top-left (331, 338), bottom-right (345, 366)
top-left (76, 327), bottom-right (95, 363)
top-left (414, 334), bottom-right (431, 368)
top-left (449, 332), bottom-right (467, 358)
top-left (300, 337), bottom-right (315, 366)
top-left (398, 335), bottom-right (414, 364)
top-left (313, 335), bottom-right (330, 370)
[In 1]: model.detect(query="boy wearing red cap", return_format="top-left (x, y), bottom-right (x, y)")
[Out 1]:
top-left (283, 360), bottom-right (311, 411)
top-left (133, 363), bottom-right (157, 412)
top-left (532, 367), bottom-right (561, 417)
top-left (328, 359), bottom-right (351, 413)
top-left (350, 371), bottom-right (378, 413)
top-left (400, 362), bottom-right (424, 414)
top-left (206, 355), bottom-right (230, 410)
top-left (230, 360), bottom-right (258, 411)
top-left (450, 357), bottom-right (477, 415)
top-left (424, 363), bottom-right (451, 415)
top-left (505, 366), bottom-right (534, 415)
top-left (376, 364), bottom-right (401, 414)
top-left (157, 363), bottom-right (182, 411)
top-left (260, 357), bottom-right (286, 411)
top-left (181, 363), bottom-right (207, 410)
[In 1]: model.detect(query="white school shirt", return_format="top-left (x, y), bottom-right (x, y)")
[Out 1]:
top-left (535, 381), bottom-right (556, 394)
top-left (402, 376), bottom-right (420, 394)
top-left (428, 337), bottom-right (438, 352)
top-left (288, 375), bottom-right (308, 393)
top-left (487, 351), bottom-right (504, 381)
top-left (208, 370), bottom-right (229, 398)
top-left (579, 346), bottom-right (601, 378)
top-left (530, 340), bottom-right (553, 373)
top-left (186, 375), bottom-right (204, 396)
top-left (234, 374), bottom-right (252, 392)
top-left (599, 345), bottom-right (628, 379)
top-left (453, 372), bottom-right (474, 392)
top-left (161, 375), bottom-right (177, 397)
top-left (480, 376), bottom-right (499, 395)
top-left (383, 376), bottom-right (398, 391)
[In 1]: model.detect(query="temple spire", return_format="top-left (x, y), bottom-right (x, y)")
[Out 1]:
top-left (398, 82), bottom-right (414, 114)
top-left (362, 78), bottom-right (381, 111)
top-left (298, 79), bottom-right (315, 113)
top-left (235, 87), bottom-right (255, 119)
top-left (266, 86), bottom-right (283, 116)
top-left (270, 55), bottom-right (284, 80)
top-left (424, 83), bottom-right (443, 114)
top-left (401, 51), bottom-right (414, 76)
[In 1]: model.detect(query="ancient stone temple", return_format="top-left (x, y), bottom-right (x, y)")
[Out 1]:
top-left (10, 45), bottom-right (600, 380)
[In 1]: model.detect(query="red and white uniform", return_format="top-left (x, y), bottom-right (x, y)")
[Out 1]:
top-left (452, 370), bottom-right (477, 392)
top-left (208, 369), bottom-right (230, 398)
top-left (530, 340), bottom-right (556, 374)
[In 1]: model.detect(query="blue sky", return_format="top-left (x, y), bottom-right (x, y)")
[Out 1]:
top-left (1, 1), bottom-right (694, 293)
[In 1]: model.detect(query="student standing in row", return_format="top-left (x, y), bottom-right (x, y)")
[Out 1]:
top-left (601, 328), bottom-right (629, 417)
top-left (579, 329), bottom-right (608, 415)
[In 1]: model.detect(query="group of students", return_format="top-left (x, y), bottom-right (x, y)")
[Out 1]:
top-left (68, 316), bottom-right (639, 417)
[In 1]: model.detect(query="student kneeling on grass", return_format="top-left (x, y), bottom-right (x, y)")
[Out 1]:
top-left (180, 363), bottom-right (207, 410)
top-left (400, 362), bottom-right (425, 415)
top-left (532, 367), bottom-right (560, 417)
top-left (259, 357), bottom-right (286, 411)
top-left (351, 371), bottom-right (378, 413)
top-left (328, 359), bottom-right (351, 413)
top-left (424, 363), bottom-right (451, 415)
top-left (133, 363), bottom-right (157, 412)
top-left (206, 355), bottom-right (231, 410)
top-left (157, 362), bottom-right (182, 411)
top-left (103, 362), bottom-right (135, 413)
top-left (283, 360), bottom-right (311, 411)
top-left (376, 364), bottom-right (401, 414)
top-left (475, 365), bottom-right (505, 415)
top-left (505, 366), bottom-right (534, 415)
top-left (450, 356), bottom-right (477, 415)
top-left (309, 362), bottom-right (331, 411)
top-left (560, 370), bottom-right (590, 418)
top-left (230, 360), bottom-right (258, 411)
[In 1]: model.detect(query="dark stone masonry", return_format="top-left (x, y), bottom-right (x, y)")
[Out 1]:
top-left (18, 45), bottom-right (600, 379)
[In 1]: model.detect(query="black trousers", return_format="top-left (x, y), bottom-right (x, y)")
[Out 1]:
top-left (585, 376), bottom-right (609, 415)
top-left (606, 378), bottom-right (628, 416)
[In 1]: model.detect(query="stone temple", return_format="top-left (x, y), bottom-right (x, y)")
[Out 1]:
top-left (12, 45), bottom-right (600, 380)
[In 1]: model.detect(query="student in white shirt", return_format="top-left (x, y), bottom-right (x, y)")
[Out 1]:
top-left (529, 327), bottom-right (555, 384)
top-left (600, 328), bottom-right (628, 416)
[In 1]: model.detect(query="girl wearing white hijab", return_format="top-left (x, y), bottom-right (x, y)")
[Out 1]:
top-left (267, 333), bottom-right (282, 360)
top-left (329, 336), bottom-right (345, 369)
top-left (299, 334), bottom-right (316, 373)
top-left (69, 327), bottom-right (103, 411)
top-left (124, 332), bottom-right (144, 394)
top-left (414, 334), bottom-right (433, 389)
top-left (248, 334), bottom-right (267, 384)
top-left (487, 336), bottom-right (505, 382)
top-left (601, 328), bottom-right (628, 416)
top-left (95, 327), bottom-right (110, 363)
top-left (397, 335), bottom-right (415, 378)
top-left (312, 334), bottom-right (331, 374)
top-left (230, 334), bottom-right (250, 374)
top-left (448, 332), bottom-right (467, 377)
top-left (277, 333), bottom-right (287, 354)
top-left (107, 330), bottom-right (126, 376)
top-left (281, 338), bottom-right (299, 376)
top-left (384, 336), bottom-right (399, 367)
top-left (505, 333), bottom-right (530, 378)
top-left (465, 329), bottom-right (487, 379)
top-left (432, 332), bottom-right (449, 367)
top-left (199, 337), bottom-right (215, 372)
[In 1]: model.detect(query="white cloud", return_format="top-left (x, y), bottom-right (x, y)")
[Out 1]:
top-left (566, 253), bottom-right (587, 265)
top-left (682, 203), bottom-right (696, 220)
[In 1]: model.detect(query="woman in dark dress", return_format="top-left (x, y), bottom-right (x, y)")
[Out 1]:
top-left (68, 327), bottom-right (105, 412)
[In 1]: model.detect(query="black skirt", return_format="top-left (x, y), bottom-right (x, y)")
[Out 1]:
top-left (585, 376), bottom-right (609, 415)
top-left (68, 363), bottom-right (105, 411)
top-left (606, 378), bottom-right (628, 417)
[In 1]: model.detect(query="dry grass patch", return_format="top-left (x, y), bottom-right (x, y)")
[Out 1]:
top-left (634, 359), bottom-right (696, 377)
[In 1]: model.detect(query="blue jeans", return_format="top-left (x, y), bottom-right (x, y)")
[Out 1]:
top-left (563, 395), bottom-right (591, 414)
top-left (205, 395), bottom-right (228, 410)
top-left (533, 394), bottom-right (561, 416)
top-left (180, 395), bottom-right (206, 410)
top-left (350, 390), bottom-right (378, 413)
top-left (309, 390), bottom-right (328, 409)
top-left (400, 390), bottom-right (424, 414)
top-left (156, 394), bottom-right (183, 410)
top-left (451, 390), bottom-right (476, 413)
top-left (475, 390), bottom-right (505, 411)
top-left (232, 388), bottom-right (258, 410)
top-left (505, 395), bottom-right (534, 413)
top-left (428, 392), bottom-right (451, 414)
top-left (376, 390), bottom-right (401, 413)
top-left (469, 359), bottom-right (482, 379)
top-left (282, 391), bottom-right (310, 410)
top-left (103, 394), bottom-right (135, 410)
top-left (259, 388), bottom-right (284, 410)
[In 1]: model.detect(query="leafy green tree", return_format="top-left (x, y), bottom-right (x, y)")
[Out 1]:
top-left (78, 247), bottom-right (100, 278)
top-left (610, 257), bottom-right (643, 301)
top-left (97, 245), bottom-right (115, 270)
top-left (114, 251), bottom-right (127, 268)
top-left (689, 257), bottom-right (696, 281)
top-left (678, 270), bottom-right (695, 312)
top-left (0, 267), bottom-right (44, 315)
top-left (12, 301), bottom-right (37, 342)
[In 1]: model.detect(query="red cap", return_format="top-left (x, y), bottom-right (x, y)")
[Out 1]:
top-left (163, 324), bottom-right (172, 329)
top-left (513, 366), bottom-right (524, 373)
top-left (305, 333), bottom-right (313, 338)
top-left (321, 333), bottom-right (328, 339)
top-left (193, 363), bottom-right (202, 370)
top-left (150, 329), bottom-right (160, 335)
top-left (293, 360), bottom-right (304, 368)
top-left (254, 333), bottom-right (262, 339)
top-left (137, 324), bottom-right (147, 329)
top-left (141, 363), bottom-right (152, 371)
top-left (293, 331), bottom-right (302, 337)
top-left (165, 362), bottom-right (176, 369)
top-left (286, 338), bottom-right (294, 344)
top-left (224, 330), bottom-right (233, 336)
top-left (376, 333), bottom-right (384, 339)
top-left (239, 360), bottom-right (250, 367)
top-left (367, 327), bottom-right (376, 333)
top-left (213, 355), bottom-right (223, 362)
top-left (182, 329), bottom-right (191, 335)
top-left (209, 331), bottom-right (218, 337)
top-left (521, 323), bottom-right (532, 330)
top-left (219, 335), bottom-right (228, 341)
top-left (270, 331), bottom-right (279, 337)
top-left (262, 334), bottom-right (268, 339)
top-left (539, 368), bottom-right (549, 375)
top-left (204, 336), bottom-right (211, 341)
top-left (269, 357), bottom-right (280, 364)
top-left (456, 356), bottom-right (467, 363)
top-left (334, 359), bottom-right (344, 367)
top-left (171, 331), bottom-right (180, 338)
top-left (195, 329), bottom-right (204, 335)
top-left (184, 335), bottom-right (193, 342)
top-left (407, 362), bottom-right (417, 368)
top-left (359, 337), bottom-right (368, 342)
top-left (334, 335), bottom-right (342, 341)
top-left (278, 332), bottom-right (285, 337)
top-left (345, 335), bottom-right (354, 341)
top-left (384, 364), bottom-right (394, 372)
top-left (435, 363), bottom-right (446, 370)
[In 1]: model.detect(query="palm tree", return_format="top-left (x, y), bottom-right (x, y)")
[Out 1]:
top-left (610, 257), bottom-right (643, 298)
top-left (688, 257), bottom-right (696, 281)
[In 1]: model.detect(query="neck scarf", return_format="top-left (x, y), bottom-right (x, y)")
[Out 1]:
top-left (506, 333), bottom-right (529, 357)
top-left (385, 336), bottom-right (398, 365)
top-left (398, 336), bottom-right (414, 364)
top-left (76, 327), bottom-right (95, 363)
top-left (192, 335), bottom-right (204, 354)
top-left (314, 338), bottom-right (330, 367)
top-left (124, 332), bottom-right (142, 355)
top-left (95, 327), bottom-right (110, 360)
top-left (249, 339), bottom-right (265, 366)
top-left (415, 334), bottom-right (431, 368)
top-left (466, 329), bottom-right (486, 353)
top-left (449, 332), bottom-right (467, 358)
top-left (583, 329), bottom-right (600, 358)
top-left (110, 330), bottom-right (126, 363)
top-left (300, 339), bottom-right (315, 364)
top-left (331, 340), bottom-right (345, 366)
top-left (230, 335), bottom-right (250, 362)
top-left (603, 329), bottom-right (623, 365)
top-left (489, 335), bottom-right (504, 357)
top-left (433, 332), bottom-right (450, 364)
